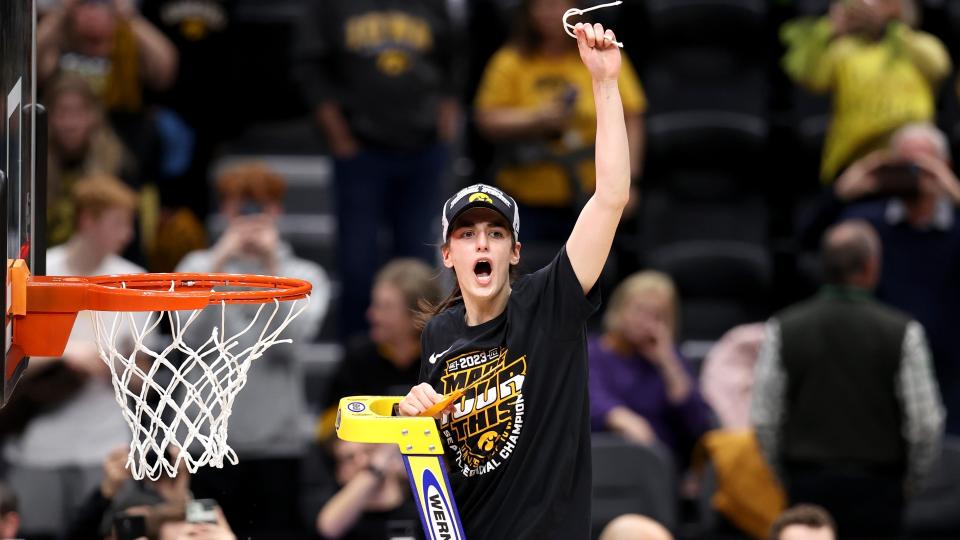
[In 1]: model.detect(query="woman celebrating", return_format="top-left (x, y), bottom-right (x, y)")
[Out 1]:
top-left (399, 21), bottom-right (629, 539)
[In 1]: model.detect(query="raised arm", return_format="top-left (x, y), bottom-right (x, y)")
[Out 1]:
top-left (114, 0), bottom-right (179, 90)
top-left (566, 22), bottom-right (630, 294)
top-left (37, 3), bottom-right (71, 84)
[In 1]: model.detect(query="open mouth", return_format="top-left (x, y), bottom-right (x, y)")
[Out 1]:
top-left (474, 260), bottom-right (492, 281)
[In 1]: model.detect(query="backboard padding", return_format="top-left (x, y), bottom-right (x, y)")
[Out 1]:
top-left (1, 0), bottom-right (38, 407)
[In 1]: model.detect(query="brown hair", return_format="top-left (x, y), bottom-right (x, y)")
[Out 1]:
top-left (72, 173), bottom-right (138, 220)
top-left (45, 75), bottom-right (129, 208)
top-left (415, 235), bottom-right (520, 330)
top-left (375, 258), bottom-right (443, 315)
top-left (769, 505), bottom-right (836, 540)
top-left (215, 162), bottom-right (286, 204)
top-left (416, 268), bottom-right (463, 331)
top-left (510, 0), bottom-right (577, 55)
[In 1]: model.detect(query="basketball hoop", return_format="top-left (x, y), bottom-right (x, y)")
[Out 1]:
top-left (7, 261), bottom-right (312, 480)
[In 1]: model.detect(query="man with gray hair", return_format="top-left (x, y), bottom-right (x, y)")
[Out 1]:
top-left (802, 121), bottom-right (960, 434)
top-left (753, 220), bottom-right (944, 538)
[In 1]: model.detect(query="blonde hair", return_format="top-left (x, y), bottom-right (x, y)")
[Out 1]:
top-left (375, 258), bottom-right (442, 314)
top-left (72, 173), bottom-right (138, 220)
top-left (603, 271), bottom-right (679, 336)
top-left (215, 162), bottom-right (286, 204)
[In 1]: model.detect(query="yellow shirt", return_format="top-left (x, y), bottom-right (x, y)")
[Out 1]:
top-left (475, 47), bottom-right (646, 206)
top-left (782, 19), bottom-right (951, 181)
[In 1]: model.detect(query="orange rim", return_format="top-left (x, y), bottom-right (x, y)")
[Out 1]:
top-left (84, 273), bottom-right (313, 305)
top-left (22, 272), bottom-right (312, 314)
top-left (7, 265), bottom-right (313, 359)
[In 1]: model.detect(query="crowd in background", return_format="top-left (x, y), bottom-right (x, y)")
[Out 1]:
top-left (1, 0), bottom-right (960, 538)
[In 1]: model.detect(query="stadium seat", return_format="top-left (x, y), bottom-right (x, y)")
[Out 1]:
top-left (639, 191), bottom-right (769, 251)
top-left (647, 241), bottom-right (772, 298)
top-left (642, 51), bottom-right (769, 116)
top-left (641, 51), bottom-right (771, 193)
top-left (647, 241), bottom-right (772, 343)
top-left (644, 114), bottom-right (769, 199)
top-left (644, 0), bottom-right (767, 50)
top-left (591, 433), bottom-right (678, 539)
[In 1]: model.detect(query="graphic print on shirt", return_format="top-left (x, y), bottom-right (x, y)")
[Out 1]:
top-left (439, 347), bottom-right (526, 477)
top-left (344, 12), bottom-right (434, 76)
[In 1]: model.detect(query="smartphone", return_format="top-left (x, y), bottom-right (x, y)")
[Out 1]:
top-left (186, 498), bottom-right (219, 524)
top-left (238, 200), bottom-right (264, 216)
top-left (113, 514), bottom-right (147, 540)
top-left (874, 162), bottom-right (921, 198)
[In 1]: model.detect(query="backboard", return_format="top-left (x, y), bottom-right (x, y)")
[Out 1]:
top-left (0, 0), bottom-right (42, 407)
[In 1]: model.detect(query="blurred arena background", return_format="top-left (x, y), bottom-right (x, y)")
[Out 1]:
top-left (2, 0), bottom-right (960, 538)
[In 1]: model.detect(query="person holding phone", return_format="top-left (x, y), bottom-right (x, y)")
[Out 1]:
top-left (800, 121), bottom-right (960, 433)
top-left (832, 123), bottom-right (960, 435)
top-left (67, 445), bottom-right (191, 539)
top-left (398, 20), bottom-right (630, 539)
top-left (175, 162), bottom-right (330, 537)
top-left (781, 0), bottom-right (951, 182)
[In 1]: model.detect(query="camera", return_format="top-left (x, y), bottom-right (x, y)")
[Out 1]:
top-left (186, 498), bottom-right (219, 524)
top-left (113, 514), bottom-right (147, 540)
top-left (874, 161), bottom-right (921, 198)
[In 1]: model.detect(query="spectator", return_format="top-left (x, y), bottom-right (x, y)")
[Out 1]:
top-left (140, 0), bottom-right (232, 223)
top-left (0, 482), bottom-right (19, 540)
top-left (66, 446), bottom-right (190, 539)
top-left (752, 221), bottom-right (944, 538)
top-left (805, 122), bottom-right (960, 433)
top-left (175, 162), bottom-right (330, 538)
top-left (46, 75), bottom-right (137, 248)
top-left (769, 504), bottom-right (836, 540)
top-left (295, 0), bottom-right (460, 339)
top-left (319, 258), bottom-right (442, 438)
top-left (37, 0), bottom-right (178, 113)
top-left (781, 0), bottom-right (951, 181)
top-left (474, 0), bottom-right (645, 247)
top-left (598, 514), bottom-right (673, 540)
top-left (699, 323), bottom-right (765, 429)
top-left (588, 271), bottom-right (714, 467)
top-left (306, 440), bottom-right (420, 540)
top-left (2, 175), bottom-right (143, 538)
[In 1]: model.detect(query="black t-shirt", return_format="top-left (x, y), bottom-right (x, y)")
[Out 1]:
top-left (295, 0), bottom-right (457, 151)
top-left (324, 336), bottom-right (421, 410)
top-left (419, 248), bottom-right (600, 539)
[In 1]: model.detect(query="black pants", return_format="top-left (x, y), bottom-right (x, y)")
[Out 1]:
top-left (784, 462), bottom-right (904, 539)
top-left (190, 457), bottom-right (305, 539)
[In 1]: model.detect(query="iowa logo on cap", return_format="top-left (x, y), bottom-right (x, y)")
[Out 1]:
top-left (469, 192), bottom-right (493, 204)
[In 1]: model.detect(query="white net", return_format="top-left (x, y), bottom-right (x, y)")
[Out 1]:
top-left (92, 292), bottom-right (310, 480)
